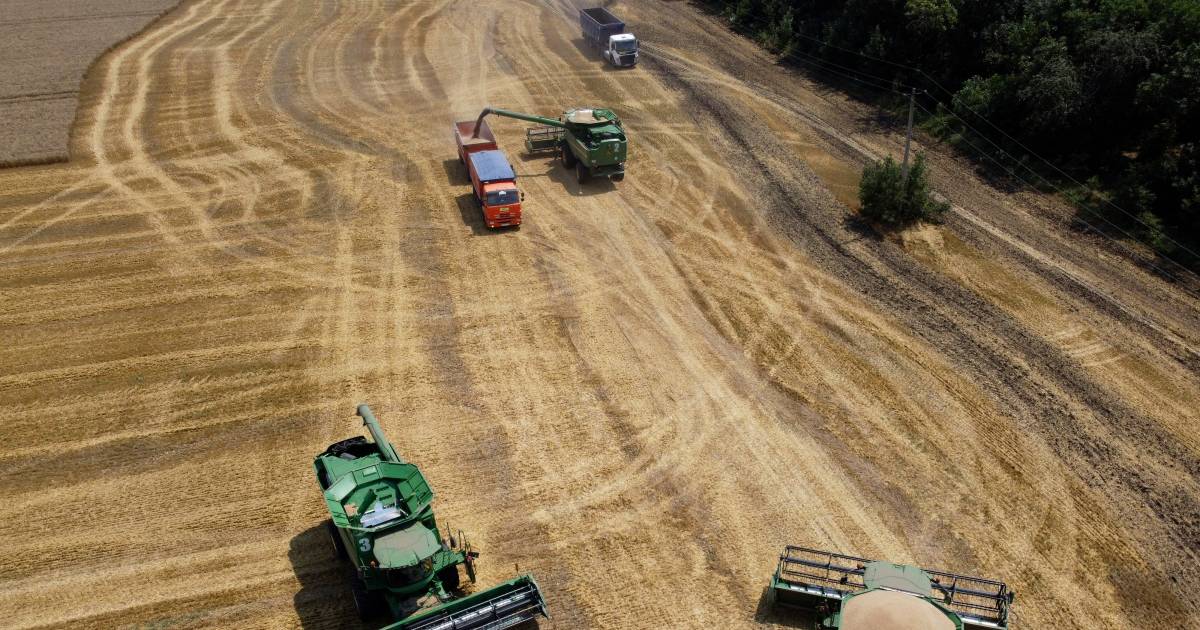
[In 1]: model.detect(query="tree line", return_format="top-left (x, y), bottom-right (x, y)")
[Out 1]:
top-left (708, 0), bottom-right (1199, 268)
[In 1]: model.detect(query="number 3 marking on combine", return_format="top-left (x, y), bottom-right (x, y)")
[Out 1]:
top-left (359, 538), bottom-right (371, 552)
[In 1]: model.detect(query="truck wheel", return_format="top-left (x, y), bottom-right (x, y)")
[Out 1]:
top-left (561, 146), bottom-right (577, 168)
top-left (612, 173), bottom-right (625, 182)
top-left (351, 579), bottom-right (385, 621)
top-left (576, 162), bottom-right (589, 184)
top-left (437, 565), bottom-right (461, 592)
top-left (326, 519), bottom-right (347, 561)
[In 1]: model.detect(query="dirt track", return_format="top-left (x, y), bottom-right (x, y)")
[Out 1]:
top-left (1, 1), bottom-right (1198, 628)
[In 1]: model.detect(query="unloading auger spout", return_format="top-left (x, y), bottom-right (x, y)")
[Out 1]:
top-left (356, 403), bottom-right (401, 463)
top-left (473, 107), bottom-right (565, 137)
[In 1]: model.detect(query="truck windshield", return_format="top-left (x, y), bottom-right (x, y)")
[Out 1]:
top-left (614, 40), bottom-right (637, 53)
top-left (486, 189), bottom-right (519, 206)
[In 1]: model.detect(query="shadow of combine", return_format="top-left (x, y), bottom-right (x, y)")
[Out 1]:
top-left (753, 586), bottom-right (818, 629)
top-left (290, 522), bottom-right (368, 630)
top-left (291, 522), bottom-right (544, 630)
top-left (543, 160), bottom-right (618, 197)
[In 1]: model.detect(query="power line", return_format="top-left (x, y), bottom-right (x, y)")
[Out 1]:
top-left (914, 101), bottom-right (1200, 297)
top-left (641, 34), bottom-right (1200, 349)
top-left (727, 12), bottom-right (923, 74)
top-left (780, 46), bottom-right (917, 93)
top-left (918, 99), bottom-right (1200, 270)
top-left (719, 11), bottom-right (1200, 268)
top-left (787, 29), bottom-right (937, 76)
top-left (643, 37), bottom-right (907, 96)
top-left (925, 90), bottom-right (1200, 261)
top-left (778, 51), bottom-right (908, 94)
top-left (716, 13), bottom-right (916, 92)
top-left (790, 20), bottom-right (1200, 260)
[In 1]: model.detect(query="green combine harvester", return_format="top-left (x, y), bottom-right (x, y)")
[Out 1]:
top-left (769, 546), bottom-right (1014, 630)
top-left (472, 106), bottom-right (627, 183)
top-left (314, 404), bottom-right (549, 630)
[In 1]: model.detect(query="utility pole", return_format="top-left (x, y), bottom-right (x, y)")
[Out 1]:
top-left (901, 87), bottom-right (916, 180)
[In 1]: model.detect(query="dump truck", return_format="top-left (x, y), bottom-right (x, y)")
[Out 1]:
top-left (769, 546), bottom-right (1014, 630)
top-left (315, 404), bottom-right (549, 630)
top-left (580, 7), bottom-right (638, 67)
top-left (472, 107), bottom-right (626, 184)
top-left (454, 120), bottom-right (523, 228)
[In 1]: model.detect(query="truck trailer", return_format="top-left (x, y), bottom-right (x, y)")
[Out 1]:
top-left (453, 120), bottom-right (523, 228)
top-left (580, 7), bottom-right (638, 67)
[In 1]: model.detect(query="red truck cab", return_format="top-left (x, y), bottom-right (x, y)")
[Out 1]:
top-left (466, 151), bottom-right (522, 228)
top-left (454, 120), bottom-right (523, 228)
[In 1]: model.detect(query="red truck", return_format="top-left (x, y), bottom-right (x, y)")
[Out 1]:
top-left (453, 119), bottom-right (523, 228)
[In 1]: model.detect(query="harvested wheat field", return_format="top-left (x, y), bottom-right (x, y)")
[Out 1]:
top-left (1, 0), bottom-right (1198, 628)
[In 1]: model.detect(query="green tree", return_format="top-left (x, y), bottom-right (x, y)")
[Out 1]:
top-left (762, 7), bottom-right (795, 53)
top-left (711, 0), bottom-right (1200, 266)
top-left (726, 0), bottom-right (758, 28)
top-left (858, 153), bottom-right (949, 226)
top-left (1016, 38), bottom-right (1083, 137)
top-left (906, 0), bottom-right (958, 36)
top-left (952, 75), bottom-right (1008, 120)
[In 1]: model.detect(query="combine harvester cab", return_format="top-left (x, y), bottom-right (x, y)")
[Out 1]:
top-left (314, 404), bottom-right (549, 629)
top-left (769, 546), bottom-right (1014, 630)
top-left (473, 107), bottom-right (626, 184)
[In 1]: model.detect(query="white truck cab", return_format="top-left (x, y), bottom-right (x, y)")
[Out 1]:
top-left (605, 33), bottom-right (639, 67)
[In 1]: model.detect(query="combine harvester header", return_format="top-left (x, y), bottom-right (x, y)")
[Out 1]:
top-left (314, 405), bottom-right (549, 630)
top-left (769, 546), bottom-right (1014, 630)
